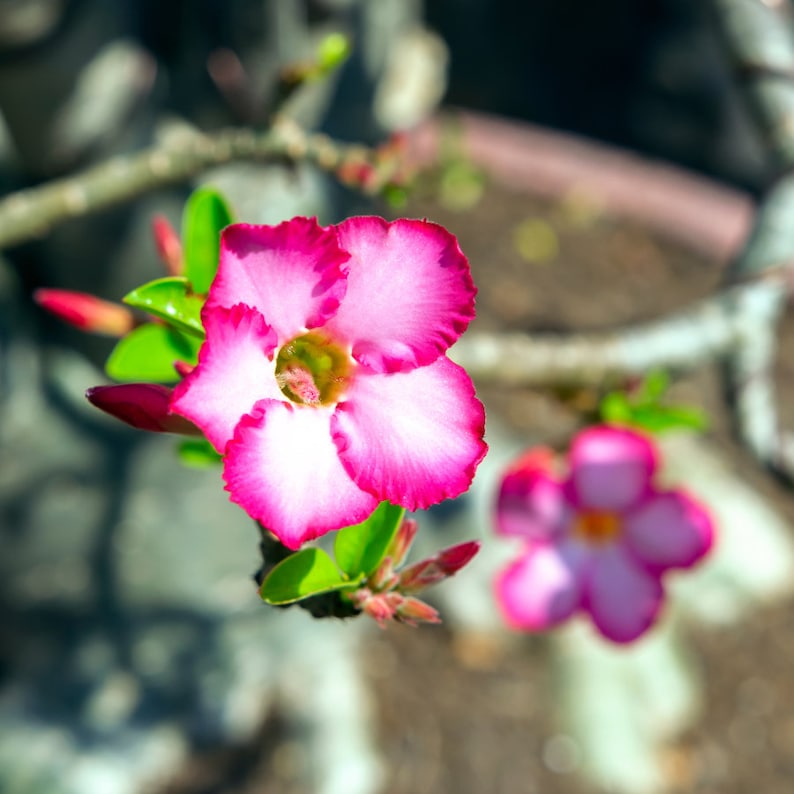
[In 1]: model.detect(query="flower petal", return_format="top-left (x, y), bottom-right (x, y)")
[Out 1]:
top-left (495, 541), bottom-right (588, 631)
top-left (223, 400), bottom-right (378, 549)
top-left (568, 425), bottom-right (657, 512)
top-left (332, 356), bottom-right (487, 509)
top-left (207, 219), bottom-right (349, 340)
top-left (170, 304), bottom-right (280, 451)
top-left (496, 455), bottom-right (572, 542)
top-left (624, 490), bottom-right (715, 573)
top-left (584, 544), bottom-right (664, 643)
top-left (324, 217), bottom-right (476, 373)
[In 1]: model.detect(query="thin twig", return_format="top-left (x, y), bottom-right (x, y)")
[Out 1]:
top-left (0, 117), bottom-right (371, 250)
top-left (453, 279), bottom-right (781, 388)
top-left (708, 0), bottom-right (794, 479)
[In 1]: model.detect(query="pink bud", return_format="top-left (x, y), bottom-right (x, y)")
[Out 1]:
top-left (34, 289), bottom-right (134, 337)
top-left (398, 540), bottom-right (481, 595)
top-left (152, 215), bottom-right (183, 276)
top-left (174, 360), bottom-right (196, 378)
top-left (86, 383), bottom-right (202, 435)
top-left (385, 519), bottom-right (418, 568)
top-left (505, 446), bottom-right (556, 476)
top-left (360, 592), bottom-right (397, 626)
top-left (368, 557), bottom-right (399, 592)
top-left (435, 540), bottom-right (481, 575)
top-left (394, 595), bottom-right (441, 626)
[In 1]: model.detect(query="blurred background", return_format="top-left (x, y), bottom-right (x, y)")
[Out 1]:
top-left (1, 1), bottom-right (793, 793)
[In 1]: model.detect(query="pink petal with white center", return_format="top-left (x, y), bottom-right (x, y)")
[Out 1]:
top-left (624, 490), bottom-right (715, 573)
top-left (495, 540), bottom-right (588, 631)
top-left (497, 462), bottom-right (573, 542)
top-left (223, 400), bottom-right (378, 549)
top-left (324, 217), bottom-right (476, 373)
top-left (170, 304), bottom-right (280, 452)
top-left (584, 544), bottom-right (664, 643)
top-left (207, 219), bottom-right (349, 340)
top-left (331, 356), bottom-right (487, 509)
top-left (568, 425), bottom-right (658, 513)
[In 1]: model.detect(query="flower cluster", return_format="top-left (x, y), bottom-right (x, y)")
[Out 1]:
top-left (346, 517), bottom-right (481, 626)
top-left (171, 216), bottom-right (487, 548)
top-left (495, 425), bottom-right (714, 643)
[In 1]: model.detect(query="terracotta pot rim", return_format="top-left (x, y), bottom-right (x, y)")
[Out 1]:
top-left (409, 109), bottom-right (754, 264)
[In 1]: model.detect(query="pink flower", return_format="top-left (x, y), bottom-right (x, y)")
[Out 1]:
top-left (495, 425), bottom-right (714, 643)
top-left (170, 216), bottom-right (487, 549)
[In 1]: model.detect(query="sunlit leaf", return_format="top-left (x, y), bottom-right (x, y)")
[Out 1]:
top-left (182, 187), bottom-right (234, 294)
top-left (260, 548), bottom-right (359, 605)
top-left (334, 501), bottom-right (405, 577)
top-left (123, 277), bottom-right (205, 337)
top-left (316, 32), bottom-right (351, 73)
top-left (105, 323), bottom-right (201, 383)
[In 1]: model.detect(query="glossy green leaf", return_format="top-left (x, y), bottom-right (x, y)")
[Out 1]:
top-left (105, 323), bottom-right (201, 383)
top-left (177, 437), bottom-right (222, 468)
top-left (123, 277), bottom-right (205, 337)
top-left (334, 501), bottom-right (405, 577)
top-left (182, 187), bottom-right (234, 294)
top-left (260, 548), bottom-right (359, 605)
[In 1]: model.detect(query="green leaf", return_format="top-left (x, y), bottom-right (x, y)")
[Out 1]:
top-left (177, 437), bottom-right (222, 468)
top-left (123, 277), bottom-right (205, 338)
top-left (182, 187), bottom-right (234, 294)
top-left (316, 32), bottom-right (351, 73)
top-left (600, 391), bottom-right (633, 424)
top-left (105, 323), bottom-right (201, 383)
top-left (334, 501), bottom-right (405, 577)
top-left (260, 548), bottom-right (358, 605)
top-left (637, 370), bottom-right (670, 402)
top-left (629, 404), bottom-right (709, 434)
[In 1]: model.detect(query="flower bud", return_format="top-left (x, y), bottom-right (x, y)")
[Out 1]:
top-left (34, 289), bottom-right (134, 337)
top-left (86, 383), bottom-right (202, 435)
top-left (394, 595), bottom-right (441, 626)
top-left (152, 215), bottom-right (183, 276)
top-left (369, 556), bottom-right (399, 592)
top-left (398, 540), bottom-right (481, 594)
top-left (357, 591), bottom-right (397, 626)
top-left (174, 360), bottom-right (196, 378)
top-left (384, 518), bottom-right (418, 568)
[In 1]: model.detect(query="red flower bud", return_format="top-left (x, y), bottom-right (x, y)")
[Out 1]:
top-left (34, 289), bottom-right (134, 337)
top-left (398, 540), bottom-right (481, 594)
top-left (86, 383), bottom-right (202, 435)
top-left (152, 215), bottom-right (183, 276)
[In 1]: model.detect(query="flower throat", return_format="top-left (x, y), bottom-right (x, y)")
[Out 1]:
top-left (275, 332), bottom-right (351, 406)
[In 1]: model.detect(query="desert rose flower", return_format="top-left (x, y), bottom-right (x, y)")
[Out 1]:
top-left (495, 425), bottom-right (714, 643)
top-left (171, 216), bottom-right (487, 549)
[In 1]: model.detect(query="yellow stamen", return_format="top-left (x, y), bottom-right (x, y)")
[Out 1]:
top-left (574, 510), bottom-right (621, 544)
top-left (274, 332), bottom-right (352, 406)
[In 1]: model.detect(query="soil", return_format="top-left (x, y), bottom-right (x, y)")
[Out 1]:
top-left (162, 176), bottom-right (794, 794)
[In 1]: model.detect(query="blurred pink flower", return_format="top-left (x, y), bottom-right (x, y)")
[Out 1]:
top-left (495, 425), bottom-right (714, 643)
top-left (171, 216), bottom-right (487, 549)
